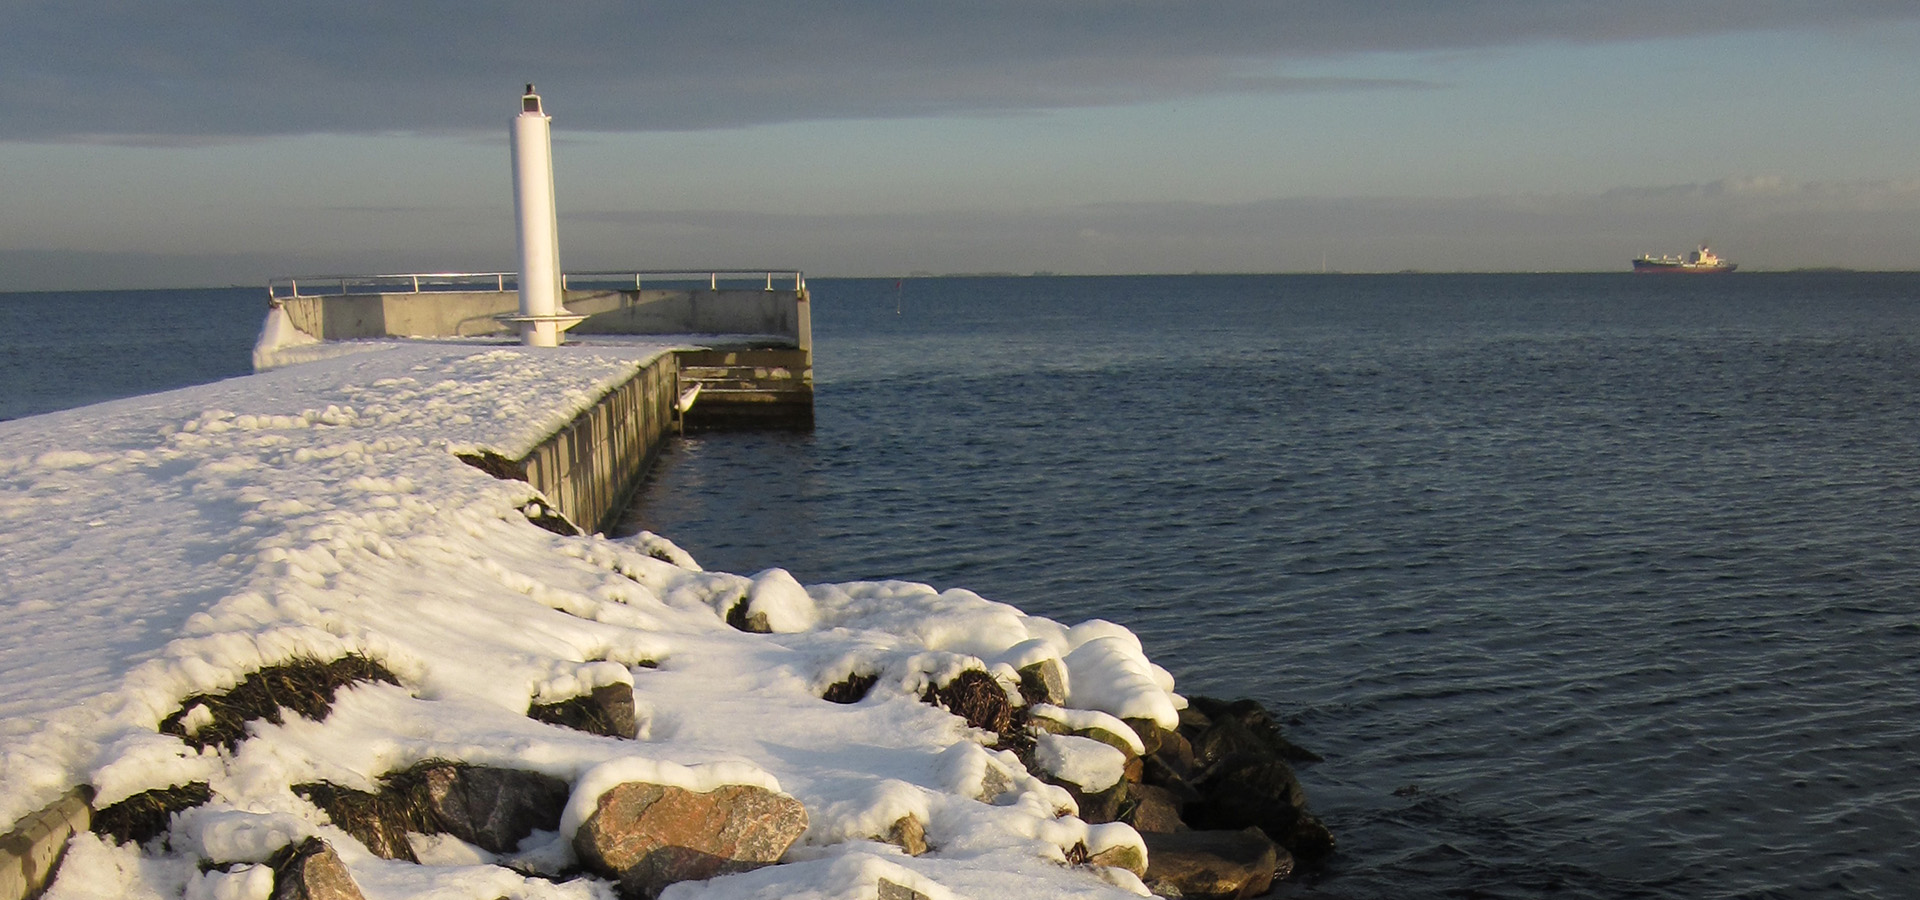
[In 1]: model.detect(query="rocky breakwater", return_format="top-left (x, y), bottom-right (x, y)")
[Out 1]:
top-left (1001, 681), bottom-right (1332, 898)
top-left (38, 538), bottom-right (1335, 900)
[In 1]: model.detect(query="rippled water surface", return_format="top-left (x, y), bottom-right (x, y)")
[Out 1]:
top-left (0, 288), bottom-right (261, 422)
top-left (621, 274), bottom-right (1920, 899)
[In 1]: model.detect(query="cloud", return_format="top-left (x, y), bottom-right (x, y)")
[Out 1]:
top-left (5, 1), bottom-right (1913, 142)
top-left (1599, 177), bottom-right (1920, 210)
top-left (552, 177), bottom-right (1920, 275)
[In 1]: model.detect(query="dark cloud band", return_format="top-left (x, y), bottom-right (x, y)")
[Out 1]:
top-left (5, 1), bottom-right (1913, 142)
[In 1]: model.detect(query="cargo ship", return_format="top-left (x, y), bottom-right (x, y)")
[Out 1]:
top-left (1632, 245), bottom-right (1736, 273)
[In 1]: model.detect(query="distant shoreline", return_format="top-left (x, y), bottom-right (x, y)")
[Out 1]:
top-left (6, 269), bottom-right (1920, 297)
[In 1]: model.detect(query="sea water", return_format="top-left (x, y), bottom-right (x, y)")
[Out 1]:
top-left (7, 274), bottom-right (1918, 898)
top-left (0, 288), bottom-right (261, 423)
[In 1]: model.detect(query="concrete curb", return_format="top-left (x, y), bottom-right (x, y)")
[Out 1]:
top-left (0, 787), bottom-right (91, 900)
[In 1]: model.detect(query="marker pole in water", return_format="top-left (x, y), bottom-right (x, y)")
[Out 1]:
top-left (511, 84), bottom-right (565, 346)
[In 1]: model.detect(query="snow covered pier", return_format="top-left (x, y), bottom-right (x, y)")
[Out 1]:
top-left (2, 335), bottom-right (1327, 899)
top-left (265, 269), bottom-right (815, 432)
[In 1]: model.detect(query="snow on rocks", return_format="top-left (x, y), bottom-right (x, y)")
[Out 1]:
top-left (571, 781), bottom-right (808, 899)
top-left (1032, 733), bottom-right (1127, 794)
top-left (0, 342), bottom-right (1212, 899)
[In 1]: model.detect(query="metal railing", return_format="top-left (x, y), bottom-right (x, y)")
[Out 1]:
top-left (269, 269), bottom-right (805, 301)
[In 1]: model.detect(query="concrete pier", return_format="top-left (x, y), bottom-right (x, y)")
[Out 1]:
top-left (266, 272), bottom-right (813, 430)
top-left (460, 353), bottom-right (679, 534)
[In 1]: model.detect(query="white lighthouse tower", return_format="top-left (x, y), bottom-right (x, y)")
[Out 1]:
top-left (504, 84), bottom-right (583, 346)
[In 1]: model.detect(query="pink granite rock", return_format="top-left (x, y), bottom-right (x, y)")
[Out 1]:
top-left (571, 782), bottom-right (808, 899)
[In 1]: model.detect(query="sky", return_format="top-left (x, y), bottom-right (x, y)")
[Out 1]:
top-left (3, 1), bottom-right (1918, 290)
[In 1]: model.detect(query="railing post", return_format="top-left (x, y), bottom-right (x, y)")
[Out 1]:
top-left (710, 272), bottom-right (718, 290)
top-left (411, 275), bottom-right (420, 293)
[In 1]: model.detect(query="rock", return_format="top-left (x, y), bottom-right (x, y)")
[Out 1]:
top-left (1196, 754), bottom-right (1307, 813)
top-left (1187, 754), bottom-right (1336, 866)
top-left (881, 815), bottom-right (928, 856)
top-left (529, 683), bottom-right (640, 739)
top-left (1188, 756), bottom-right (1305, 841)
top-left (975, 763), bottom-right (1015, 803)
top-left (411, 764), bottom-right (570, 854)
top-left (1184, 697), bottom-right (1321, 764)
top-left (1276, 812), bottom-right (1336, 868)
top-left (1086, 842), bottom-right (1148, 877)
top-left (1016, 659), bottom-right (1068, 706)
top-left (1141, 756), bottom-right (1201, 805)
top-left (1177, 696), bottom-right (1335, 867)
top-left (723, 598), bottom-right (768, 633)
top-left (1025, 711), bottom-right (1144, 784)
top-left (878, 879), bottom-right (932, 900)
top-left (822, 672), bottom-right (878, 704)
top-left (269, 838), bottom-right (366, 900)
top-left (1124, 718), bottom-right (1167, 757)
top-left (1061, 779), bottom-right (1128, 825)
top-left (923, 669), bottom-right (1013, 736)
top-left (1121, 783), bottom-right (1186, 834)
top-left (1033, 732), bottom-right (1128, 794)
top-left (298, 763), bottom-right (572, 862)
top-left (1082, 727), bottom-right (1146, 764)
top-left (291, 783), bottom-right (416, 862)
top-left (1150, 728), bottom-right (1198, 780)
top-left (1140, 828), bottom-right (1287, 900)
top-left (572, 782), bottom-right (808, 899)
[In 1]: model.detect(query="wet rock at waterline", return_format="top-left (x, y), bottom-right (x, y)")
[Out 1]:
top-left (1140, 827), bottom-right (1287, 900)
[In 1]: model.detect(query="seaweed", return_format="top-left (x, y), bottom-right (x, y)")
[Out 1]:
top-left (159, 654), bottom-right (400, 752)
top-left (921, 669), bottom-right (1013, 737)
top-left (90, 782), bottom-right (212, 847)
top-left (455, 450), bottom-right (527, 482)
top-left (822, 672), bottom-right (878, 705)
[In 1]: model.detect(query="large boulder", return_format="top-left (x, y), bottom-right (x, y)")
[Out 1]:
top-left (1187, 754), bottom-right (1335, 866)
top-left (1121, 782), bottom-right (1186, 834)
top-left (1140, 828), bottom-right (1288, 900)
top-left (1179, 696), bottom-right (1335, 867)
top-left (572, 782), bottom-right (808, 899)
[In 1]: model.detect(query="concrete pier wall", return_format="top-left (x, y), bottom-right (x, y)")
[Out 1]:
top-left (278, 288), bottom-right (809, 349)
top-left (275, 285), bottom-right (814, 435)
top-left (0, 788), bottom-right (89, 900)
top-left (509, 353), bottom-right (679, 535)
